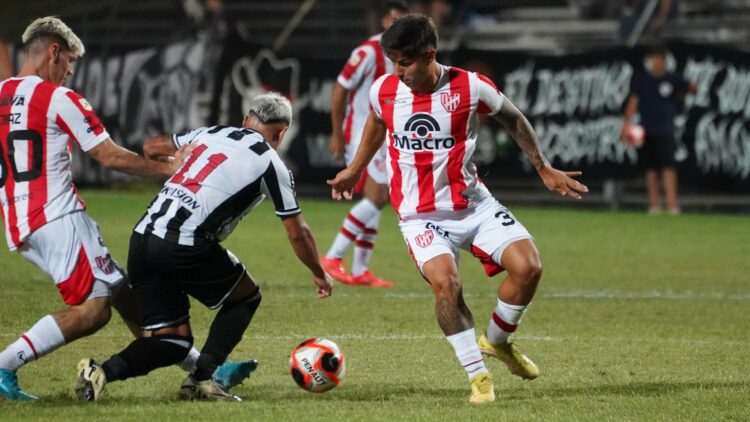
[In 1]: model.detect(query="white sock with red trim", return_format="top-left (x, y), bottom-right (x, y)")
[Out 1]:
top-left (486, 299), bottom-right (528, 345)
top-left (326, 199), bottom-right (379, 260)
top-left (352, 211), bottom-right (381, 276)
top-left (0, 315), bottom-right (65, 371)
top-left (446, 328), bottom-right (489, 380)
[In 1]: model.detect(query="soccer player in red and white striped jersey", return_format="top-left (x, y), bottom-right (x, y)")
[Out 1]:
top-left (0, 17), bottom-right (190, 400)
top-left (328, 14), bottom-right (588, 404)
top-left (322, 1), bottom-right (407, 288)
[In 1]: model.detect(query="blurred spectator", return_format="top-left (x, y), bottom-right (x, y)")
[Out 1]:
top-left (370, 0), bottom-right (471, 34)
top-left (183, 0), bottom-right (251, 125)
top-left (575, 0), bottom-right (628, 19)
top-left (0, 40), bottom-right (11, 80)
top-left (410, 0), bottom-right (453, 28)
top-left (621, 45), bottom-right (696, 215)
top-left (620, 0), bottom-right (680, 40)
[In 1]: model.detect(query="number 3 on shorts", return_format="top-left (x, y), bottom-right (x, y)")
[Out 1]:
top-left (494, 209), bottom-right (515, 226)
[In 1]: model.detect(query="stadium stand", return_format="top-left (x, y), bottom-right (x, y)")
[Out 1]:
top-left (3, 1), bottom-right (750, 55)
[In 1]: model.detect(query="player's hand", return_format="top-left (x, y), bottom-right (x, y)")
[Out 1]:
top-left (619, 125), bottom-right (628, 143)
top-left (170, 144), bottom-right (198, 173)
top-left (328, 132), bottom-right (345, 160)
top-left (538, 166), bottom-right (588, 200)
top-left (313, 272), bottom-right (334, 298)
top-left (326, 167), bottom-right (359, 201)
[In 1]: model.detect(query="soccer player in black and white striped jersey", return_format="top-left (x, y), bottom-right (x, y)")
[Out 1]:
top-left (74, 93), bottom-right (333, 402)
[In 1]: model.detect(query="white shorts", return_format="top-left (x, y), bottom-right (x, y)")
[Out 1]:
top-left (400, 197), bottom-right (533, 276)
top-left (19, 211), bottom-right (125, 306)
top-left (346, 142), bottom-right (388, 186)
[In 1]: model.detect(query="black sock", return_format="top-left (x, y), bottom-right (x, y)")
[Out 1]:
top-left (193, 290), bottom-right (261, 381)
top-left (102, 334), bottom-right (194, 382)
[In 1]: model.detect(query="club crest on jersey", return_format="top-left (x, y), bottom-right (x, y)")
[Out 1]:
top-left (373, 158), bottom-right (386, 172)
top-left (440, 92), bottom-right (460, 113)
top-left (348, 54), bottom-right (362, 67)
top-left (414, 230), bottom-right (434, 248)
top-left (95, 255), bottom-right (116, 275)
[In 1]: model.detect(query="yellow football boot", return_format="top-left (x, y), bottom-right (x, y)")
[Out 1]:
top-left (75, 358), bottom-right (107, 401)
top-left (478, 334), bottom-right (539, 380)
top-left (468, 373), bottom-right (495, 404)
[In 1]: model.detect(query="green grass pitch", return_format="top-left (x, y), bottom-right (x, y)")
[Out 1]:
top-left (0, 189), bottom-right (748, 421)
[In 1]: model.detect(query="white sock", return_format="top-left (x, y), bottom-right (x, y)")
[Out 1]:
top-left (178, 346), bottom-right (201, 373)
top-left (326, 199), bottom-right (380, 259)
top-left (0, 315), bottom-right (65, 371)
top-left (446, 328), bottom-right (489, 379)
top-left (486, 299), bottom-right (529, 345)
top-left (352, 211), bottom-right (381, 276)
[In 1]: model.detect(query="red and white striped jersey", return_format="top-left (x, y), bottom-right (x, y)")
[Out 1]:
top-left (337, 33), bottom-right (393, 148)
top-left (369, 65), bottom-right (505, 219)
top-left (0, 76), bottom-right (108, 251)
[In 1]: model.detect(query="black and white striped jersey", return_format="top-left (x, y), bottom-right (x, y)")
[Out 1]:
top-left (134, 125), bottom-right (300, 246)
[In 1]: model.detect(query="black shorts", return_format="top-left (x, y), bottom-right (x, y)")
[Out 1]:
top-left (638, 133), bottom-right (677, 170)
top-left (127, 232), bottom-right (246, 330)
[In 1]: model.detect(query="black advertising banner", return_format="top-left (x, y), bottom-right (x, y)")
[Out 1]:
top-left (65, 39), bottom-right (215, 185)
top-left (67, 40), bottom-right (749, 193)
top-left (210, 43), bottom-right (344, 179)
top-left (454, 43), bottom-right (750, 193)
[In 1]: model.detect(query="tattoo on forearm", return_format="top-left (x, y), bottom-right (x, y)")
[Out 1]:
top-left (511, 116), bottom-right (549, 170)
top-left (498, 107), bottom-right (549, 171)
top-left (435, 290), bottom-right (474, 336)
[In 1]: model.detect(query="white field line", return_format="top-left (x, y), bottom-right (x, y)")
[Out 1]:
top-left (264, 290), bottom-right (750, 301)
top-left (0, 332), bottom-right (747, 346)
top-left (541, 290), bottom-right (750, 301)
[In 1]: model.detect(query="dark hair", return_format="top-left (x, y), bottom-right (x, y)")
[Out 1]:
top-left (646, 44), bottom-right (668, 58)
top-left (381, 13), bottom-right (438, 59)
top-left (380, 0), bottom-right (408, 18)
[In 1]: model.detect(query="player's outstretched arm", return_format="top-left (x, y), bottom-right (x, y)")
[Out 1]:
top-left (494, 98), bottom-right (588, 199)
top-left (327, 110), bottom-right (387, 200)
top-left (281, 214), bottom-right (333, 298)
top-left (142, 135), bottom-right (178, 161)
top-left (88, 138), bottom-right (189, 178)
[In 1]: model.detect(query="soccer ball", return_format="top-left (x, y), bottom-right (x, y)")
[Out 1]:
top-left (289, 338), bottom-right (346, 393)
top-left (624, 124), bottom-right (645, 148)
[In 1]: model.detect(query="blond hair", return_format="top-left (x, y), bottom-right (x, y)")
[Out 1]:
top-left (22, 17), bottom-right (85, 57)
top-left (248, 92), bottom-right (293, 126)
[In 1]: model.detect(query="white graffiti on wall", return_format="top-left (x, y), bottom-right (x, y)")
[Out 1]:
top-left (505, 61), bottom-right (632, 118)
top-left (227, 49), bottom-right (300, 153)
top-left (683, 57), bottom-right (722, 109)
top-left (503, 61), bottom-right (635, 167)
top-left (71, 41), bottom-right (209, 146)
top-left (224, 48), bottom-right (337, 165)
top-left (694, 113), bottom-right (750, 179)
top-left (535, 117), bottom-right (637, 167)
top-left (684, 57), bottom-right (750, 178)
top-left (67, 41), bottom-right (212, 183)
top-left (715, 65), bottom-right (750, 118)
top-left (502, 56), bottom-right (750, 179)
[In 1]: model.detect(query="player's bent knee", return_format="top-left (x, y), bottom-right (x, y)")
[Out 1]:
top-left (428, 272), bottom-right (462, 298)
top-left (515, 258), bottom-right (543, 286)
top-left (363, 177), bottom-right (389, 208)
top-left (374, 188), bottom-right (389, 209)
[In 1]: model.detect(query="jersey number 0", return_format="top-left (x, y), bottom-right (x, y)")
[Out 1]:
top-left (0, 129), bottom-right (44, 188)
